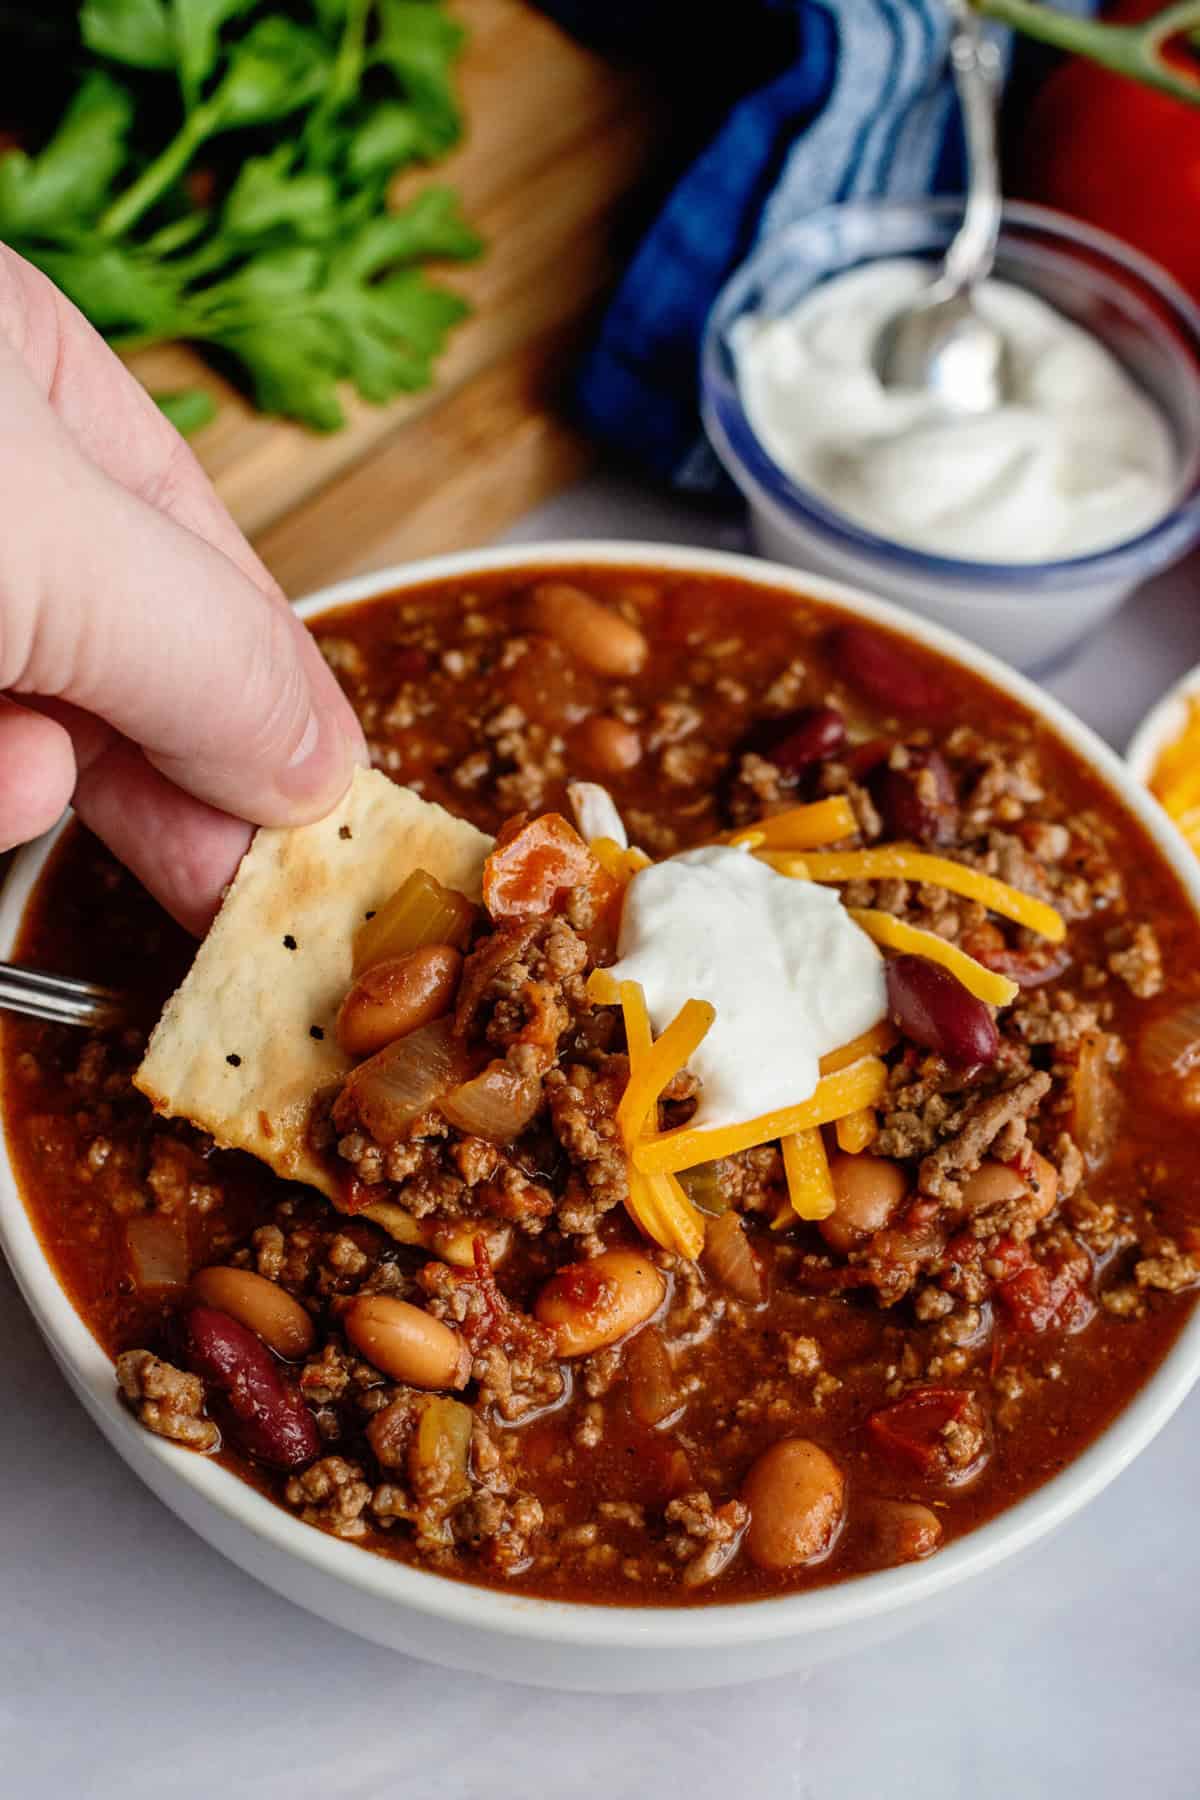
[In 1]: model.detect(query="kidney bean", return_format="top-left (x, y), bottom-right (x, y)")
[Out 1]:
top-left (179, 1305), bottom-right (319, 1470)
top-left (748, 705), bottom-right (847, 774)
top-left (831, 625), bottom-right (945, 716)
top-left (870, 749), bottom-right (958, 845)
top-left (886, 954), bottom-right (999, 1066)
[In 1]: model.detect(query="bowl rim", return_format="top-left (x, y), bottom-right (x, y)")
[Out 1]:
top-left (701, 197), bottom-right (1200, 590)
top-left (1126, 657), bottom-right (1200, 783)
top-left (5, 535), bottom-right (1200, 1653)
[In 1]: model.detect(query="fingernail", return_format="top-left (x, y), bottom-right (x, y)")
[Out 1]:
top-left (277, 709), bottom-right (357, 807)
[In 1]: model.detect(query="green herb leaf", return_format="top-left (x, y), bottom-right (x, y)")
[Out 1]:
top-left (340, 187), bottom-right (482, 278)
top-left (207, 17), bottom-right (333, 130)
top-left (31, 242), bottom-right (184, 332)
top-left (345, 101), bottom-right (434, 179)
top-left (154, 386), bottom-right (218, 434)
top-left (372, 0), bottom-right (464, 152)
top-left (222, 147), bottom-right (339, 242)
top-left (80, 0), bottom-right (174, 69)
top-left (0, 71), bottom-right (134, 238)
top-left (171, 0), bottom-right (255, 107)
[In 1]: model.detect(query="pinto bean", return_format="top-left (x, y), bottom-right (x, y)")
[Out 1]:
top-left (819, 1153), bottom-right (909, 1254)
top-left (179, 1305), bottom-right (319, 1470)
top-left (344, 1295), bottom-right (470, 1390)
top-left (526, 581), bottom-right (648, 676)
top-left (189, 1267), bottom-right (315, 1359)
top-left (336, 945), bottom-right (462, 1057)
top-left (887, 954), bottom-right (999, 1066)
top-left (742, 1438), bottom-right (845, 1570)
top-left (960, 1152), bottom-right (1058, 1222)
top-left (864, 1498), bottom-right (942, 1565)
top-left (535, 1249), bottom-right (665, 1357)
top-left (572, 713), bottom-right (642, 775)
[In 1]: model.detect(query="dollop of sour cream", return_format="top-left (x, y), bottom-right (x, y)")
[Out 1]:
top-left (731, 259), bottom-right (1176, 563)
top-left (607, 846), bottom-right (887, 1131)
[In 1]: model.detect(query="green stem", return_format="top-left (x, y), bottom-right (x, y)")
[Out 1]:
top-left (304, 0), bottom-right (372, 159)
top-left (973, 0), bottom-right (1200, 103)
top-left (97, 105), bottom-right (216, 240)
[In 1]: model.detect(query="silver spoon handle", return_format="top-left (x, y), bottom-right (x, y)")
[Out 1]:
top-left (0, 962), bottom-right (125, 1029)
top-left (941, 0), bottom-right (1003, 297)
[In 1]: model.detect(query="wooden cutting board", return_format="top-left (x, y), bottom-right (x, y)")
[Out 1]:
top-left (127, 0), bottom-right (664, 599)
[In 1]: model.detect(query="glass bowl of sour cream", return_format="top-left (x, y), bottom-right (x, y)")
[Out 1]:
top-left (701, 199), bottom-right (1200, 670)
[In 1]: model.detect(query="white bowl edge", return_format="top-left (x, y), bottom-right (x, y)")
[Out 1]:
top-left (4, 537), bottom-right (1200, 1682)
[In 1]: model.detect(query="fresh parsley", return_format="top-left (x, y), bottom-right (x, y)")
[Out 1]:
top-left (0, 0), bottom-right (481, 431)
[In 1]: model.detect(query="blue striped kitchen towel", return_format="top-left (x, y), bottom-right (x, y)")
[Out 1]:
top-left (536, 0), bottom-right (984, 490)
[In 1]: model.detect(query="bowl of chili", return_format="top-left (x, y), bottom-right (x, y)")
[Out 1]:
top-left (3, 540), bottom-right (1200, 1692)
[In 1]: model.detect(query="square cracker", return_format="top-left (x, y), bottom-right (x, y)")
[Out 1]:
top-left (135, 769), bottom-right (493, 1198)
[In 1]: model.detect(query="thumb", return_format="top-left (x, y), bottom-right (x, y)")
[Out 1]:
top-left (0, 335), bottom-right (365, 827)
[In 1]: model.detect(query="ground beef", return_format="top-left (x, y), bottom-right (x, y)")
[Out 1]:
top-left (664, 1490), bottom-right (750, 1588)
top-left (284, 1456), bottom-right (372, 1537)
top-left (115, 1351), bottom-right (218, 1451)
top-left (1106, 924), bottom-right (1164, 998)
top-left (919, 1073), bottom-right (1052, 1203)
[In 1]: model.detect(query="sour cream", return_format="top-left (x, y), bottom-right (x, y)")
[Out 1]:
top-left (731, 260), bottom-right (1176, 563)
top-left (607, 846), bottom-right (887, 1131)
top-left (569, 781), bottom-right (628, 848)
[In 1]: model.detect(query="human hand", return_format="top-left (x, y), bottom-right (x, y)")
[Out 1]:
top-left (0, 243), bottom-right (367, 934)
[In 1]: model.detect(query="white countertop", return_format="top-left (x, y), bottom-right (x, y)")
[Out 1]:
top-left (5, 472), bottom-right (1200, 1798)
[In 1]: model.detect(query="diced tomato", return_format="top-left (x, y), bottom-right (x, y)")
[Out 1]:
top-left (996, 1262), bottom-right (1095, 1335)
top-left (482, 812), bottom-right (620, 924)
top-left (867, 1386), bottom-right (972, 1475)
top-left (337, 1173), bottom-right (390, 1215)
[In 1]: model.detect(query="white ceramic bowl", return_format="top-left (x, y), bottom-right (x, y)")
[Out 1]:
top-left (4, 540), bottom-right (1200, 1693)
top-left (1127, 659), bottom-right (1200, 785)
top-left (701, 201), bottom-right (1200, 673)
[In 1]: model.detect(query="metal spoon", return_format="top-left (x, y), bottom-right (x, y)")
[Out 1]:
top-left (872, 0), bottom-right (1010, 414)
top-left (0, 962), bottom-right (125, 1029)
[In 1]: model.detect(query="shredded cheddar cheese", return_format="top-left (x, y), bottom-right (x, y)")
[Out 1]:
top-left (847, 908), bottom-right (1019, 1005)
top-left (614, 980), bottom-right (709, 1258)
top-left (835, 1107), bottom-right (878, 1154)
top-left (722, 796), bottom-right (858, 851)
top-left (779, 1128), bottom-right (836, 1224)
top-left (1150, 698), bottom-right (1200, 856)
top-left (616, 996), bottom-right (716, 1145)
top-left (618, 979), bottom-right (654, 1067)
top-left (632, 1055), bottom-right (889, 1176)
top-left (764, 846), bottom-right (1066, 943)
top-left (819, 1020), bottom-right (897, 1075)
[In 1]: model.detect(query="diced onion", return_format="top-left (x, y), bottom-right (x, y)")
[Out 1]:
top-left (1139, 1000), bottom-right (1200, 1079)
top-left (626, 1326), bottom-right (677, 1425)
top-left (440, 1057), bottom-right (543, 1143)
top-left (126, 1213), bottom-right (189, 1290)
top-left (702, 1210), bottom-right (764, 1302)
top-left (410, 1396), bottom-right (473, 1503)
top-left (342, 1017), bottom-right (471, 1145)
